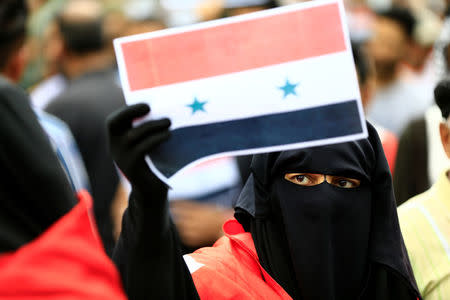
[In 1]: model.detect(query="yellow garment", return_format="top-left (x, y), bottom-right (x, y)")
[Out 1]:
top-left (398, 170), bottom-right (450, 300)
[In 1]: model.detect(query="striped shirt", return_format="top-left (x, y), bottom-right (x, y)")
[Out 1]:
top-left (398, 170), bottom-right (450, 299)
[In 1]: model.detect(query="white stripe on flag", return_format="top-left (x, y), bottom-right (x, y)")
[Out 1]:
top-left (127, 51), bottom-right (359, 130)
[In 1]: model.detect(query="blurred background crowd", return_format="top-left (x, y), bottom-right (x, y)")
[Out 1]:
top-left (8, 0), bottom-right (450, 263)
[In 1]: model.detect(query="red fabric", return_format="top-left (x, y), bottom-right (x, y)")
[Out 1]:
top-left (187, 219), bottom-right (292, 299)
top-left (189, 219), bottom-right (421, 300)
top-left (0, 190), bottom-right (127, 299)
top-left (378, 128), bottom-right (399, 175)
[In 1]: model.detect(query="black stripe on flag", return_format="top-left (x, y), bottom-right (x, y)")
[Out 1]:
top-left (150, 100), bottom-right (363, 178)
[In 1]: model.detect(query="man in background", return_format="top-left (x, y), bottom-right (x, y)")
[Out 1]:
top-left (394, 40), bottom-right (450, 205)
top-left (367, 7), bottom-right (432, 136)
top-left (0, 0), bottom-right (76, 254)
top-left (398, 79), bottom-right (450, 298)
top-left (45, 0), bottom-right (126, 256)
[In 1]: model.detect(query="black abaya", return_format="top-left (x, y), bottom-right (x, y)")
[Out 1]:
top-left (0, 76), bottom-right (76, 253)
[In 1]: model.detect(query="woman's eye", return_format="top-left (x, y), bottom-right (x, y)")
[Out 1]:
top-left (330, 177), bottom-right (360, 189)
top-left (284, 173), bottom-right (323, 186)
top-left (295, 175), bottom-right (309, 184)
top-left (338, 180), bottom-right (352, 188)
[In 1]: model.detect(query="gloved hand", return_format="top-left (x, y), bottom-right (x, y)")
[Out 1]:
top-left (107, 103), bottom-right (171, 210)
top-left (109, 104), bottom-right (200, 300)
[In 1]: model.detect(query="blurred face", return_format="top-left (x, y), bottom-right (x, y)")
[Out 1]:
top-left (42, 22), bottom-right (64, 76)
top-left (2, 38), bottom-right (29, 82)
top-left (368, 17), bottom-right (408, 80)
top-left (27, 0), bottom-right (46, 12)
top-left (440, 120), bottom-right (450, 160)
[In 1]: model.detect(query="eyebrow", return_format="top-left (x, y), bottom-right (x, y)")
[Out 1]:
top-left (284, 169), bottom-right (367, 181)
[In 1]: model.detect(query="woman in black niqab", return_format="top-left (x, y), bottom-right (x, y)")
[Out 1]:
top-left (109, 105), bottom-right (420, 299)
top-left (235, 123), bottom-right (421, 300)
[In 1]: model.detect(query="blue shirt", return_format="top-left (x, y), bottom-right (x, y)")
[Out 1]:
top-left (35, 109), bottom-right (90, 193)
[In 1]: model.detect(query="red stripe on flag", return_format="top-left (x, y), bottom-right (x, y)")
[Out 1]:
top-left (121, 3), bottom-right (346, 91)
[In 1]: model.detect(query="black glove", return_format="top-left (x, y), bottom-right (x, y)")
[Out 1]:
top-left (107, 103), bottom-right (171, 227)
top-left (107, 103), bottom-right (170, 188)
top-left (109, 104), bottom-right (200, 300)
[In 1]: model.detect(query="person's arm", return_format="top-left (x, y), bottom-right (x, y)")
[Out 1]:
top-left (108, 104), bottom-right (199, 299)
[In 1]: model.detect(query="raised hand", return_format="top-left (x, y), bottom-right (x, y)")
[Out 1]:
top-left (107, 103), bottom-right (171, 190)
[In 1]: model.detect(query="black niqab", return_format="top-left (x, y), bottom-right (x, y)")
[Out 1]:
top-left (235, 123), bottom-right (421, 300)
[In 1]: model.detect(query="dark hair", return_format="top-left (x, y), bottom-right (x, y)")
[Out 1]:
top-left (377, 7), bottom-right (416, 39)
top-left (223, 0), bottom-right (278, 17)
top-left (445, 4), bottom-right (450, 17)
top-left (352, 42), bottom-right (371, 86)
top-left (443, 43), bottom-right (450, 71)
top-left (0, 0), bottom-right (28, 70)
top-left (434, 79), bottom-right (450, 119)
top-left (57, 9), bottom-right (105, 54)
top-left (228, 0), bottom-right (278, 8)
top-left (264, 0), bottom-right (278, 9)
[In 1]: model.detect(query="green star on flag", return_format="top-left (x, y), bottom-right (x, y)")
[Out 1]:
top-left (187, 97), bottom-right (207, 114)
top-left (279, 79), bottom-right (299, 98)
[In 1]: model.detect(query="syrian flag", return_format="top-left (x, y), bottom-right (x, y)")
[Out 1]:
top-left (114, 0), bottom-right (367, 183)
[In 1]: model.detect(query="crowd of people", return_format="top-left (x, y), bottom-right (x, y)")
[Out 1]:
top-left (0, 0), bottom-right (449, 299)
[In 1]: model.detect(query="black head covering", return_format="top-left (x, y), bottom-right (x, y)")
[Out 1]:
top-left (434, 78), bottom-right (450, 119)
top-left (235, 123), bottom-right (421, 300)
top-left (0, 0), bottom-right (27, 44)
